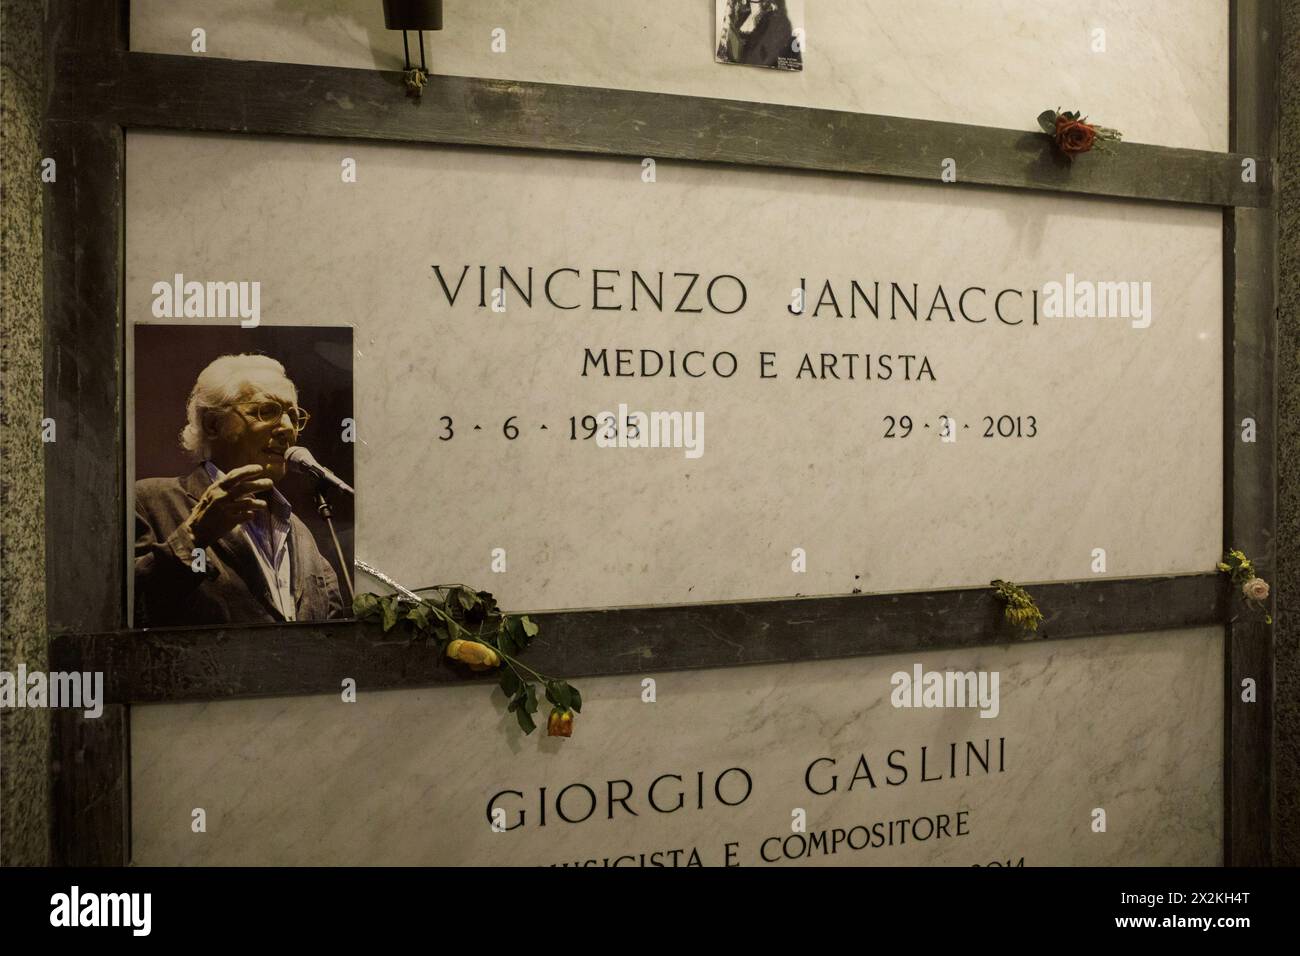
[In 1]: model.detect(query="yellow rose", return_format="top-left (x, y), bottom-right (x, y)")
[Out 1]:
top-left (547, 707), bottom-right (574, 738)
top-left (446, 639), bottom-right (501, 671)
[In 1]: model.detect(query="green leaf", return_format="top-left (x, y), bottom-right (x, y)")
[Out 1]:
top-left (1036, 109), bottom-right (1058, 134)
top-left (546, 680), bottom-right (572, 710)
top-left (520, 615), bottom-right (540, 639)
top-left (457, 587), bottom-right (478, 611)
top-left (569, 684), bottom-right (583, 714)
top-left (499, 668), bottom-right (521, 698)
top-left (380, 595), bottom-right (400, 632)
top-left (507, 692), bottom-right (522, 713)
top-left (524, 682), bottom-right (538, 715)
top-left (405, 602), bottom-right (433, 633)
top-left (353, 592), bottom-right (381, 619)
top-left (498, 627), bottom-right (518, 657)
top-left (515, 706), bottom-right (536, 735)
top-left (502, 616), bottom-right (532, 653)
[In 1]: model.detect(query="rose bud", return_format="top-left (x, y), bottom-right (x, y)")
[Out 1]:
top-left (547, 707), bottom-right (574, 738)
top-left (445, 639), bottom-right (501, 671)
top-left (1243, 577), bottom-right (1270, 602)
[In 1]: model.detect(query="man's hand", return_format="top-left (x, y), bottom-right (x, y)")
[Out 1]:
top-left (182, 464), bottom-right (274, 548)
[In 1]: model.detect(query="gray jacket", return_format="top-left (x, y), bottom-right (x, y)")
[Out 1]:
top-left (134, 465), bottom-right (346, 628)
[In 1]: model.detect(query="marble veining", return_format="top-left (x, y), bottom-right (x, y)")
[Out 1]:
top-left (129, 628), bottom-right (1224, 865)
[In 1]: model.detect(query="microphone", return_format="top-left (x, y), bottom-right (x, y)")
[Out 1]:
top-left (284, 446), bottom-right (355, 496)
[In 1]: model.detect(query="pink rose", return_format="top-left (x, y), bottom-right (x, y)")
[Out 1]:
top-left (1242, 577), bottom-right (1270, 602)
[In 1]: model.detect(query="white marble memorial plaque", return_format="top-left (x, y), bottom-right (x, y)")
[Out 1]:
top-left (130, 628), bottom-right (1223, 866)
top-left (128, 131), bottom-right (1222, 613)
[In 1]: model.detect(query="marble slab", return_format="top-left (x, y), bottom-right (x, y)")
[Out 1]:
top-left (128, 0), bottom-right (1229, 151)
top-left (129, 627), bottom-right (1224, 866)
top-left (126, 131), bottom-right (1223, 614)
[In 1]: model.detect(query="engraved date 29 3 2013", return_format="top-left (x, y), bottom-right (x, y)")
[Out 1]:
top-left (882, 415), bottom-right (1038, 439)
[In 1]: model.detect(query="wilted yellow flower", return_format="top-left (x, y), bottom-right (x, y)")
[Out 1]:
top-left (991, 579), bottom-right (1043, 633)
top-left (547, 707), bottom-right (574, 738)
top-left (446, 639), bottom-right (501, 671)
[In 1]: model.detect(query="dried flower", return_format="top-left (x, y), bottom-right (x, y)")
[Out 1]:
top-left (991, 579), bottom-right (1044, 634)
top-left (404, 67), bottom-right (428, 96)
top-left (1037, 108), bottom-right (1122, 160)
top-left (1055, 115), bottom-right (1098, 156)
top-left (1218, 549), bottom-right (1272, 624)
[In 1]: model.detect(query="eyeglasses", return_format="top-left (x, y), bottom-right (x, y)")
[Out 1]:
top-left (228, 400), bottom-right (310, 432)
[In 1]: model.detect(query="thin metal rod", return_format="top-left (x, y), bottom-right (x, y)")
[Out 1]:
top-left (418, 30), bottom-right (427, 72)
top-left (314, 486), bottom-right (354, 602)
top-left (355, 559), bottom-right (422, 603)
top-left (402, 30), bottom-right (411, 71)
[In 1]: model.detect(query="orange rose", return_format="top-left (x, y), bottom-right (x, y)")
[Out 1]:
top-left (547, 707), bottom-right (574, 738)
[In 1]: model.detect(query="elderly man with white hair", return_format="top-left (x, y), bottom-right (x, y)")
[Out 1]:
top-left (134, 353), bottom-right (346, 627)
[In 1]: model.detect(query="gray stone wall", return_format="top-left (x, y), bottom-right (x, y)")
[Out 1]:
top-left (1277, 0), bottom-right (1300, 868)
top-left (0, 0), bottom-right (48, 866)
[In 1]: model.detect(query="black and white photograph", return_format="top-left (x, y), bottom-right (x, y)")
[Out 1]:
top-left (715, 0), bottom-right (804, 71)
top-left (130, 325), bottom-right (355, 628)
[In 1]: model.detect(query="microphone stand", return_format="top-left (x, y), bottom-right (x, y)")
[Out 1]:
top-left (313, 477), bottom-right (354, 603)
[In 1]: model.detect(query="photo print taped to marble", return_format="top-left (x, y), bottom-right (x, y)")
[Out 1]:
top-left (131, 323), bottom-right (355, 629)
top-left (715, 0), bottom-right (805, 71)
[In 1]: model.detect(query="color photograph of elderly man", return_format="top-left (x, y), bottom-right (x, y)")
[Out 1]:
top-left (133, 327), bottom-right (354, 628)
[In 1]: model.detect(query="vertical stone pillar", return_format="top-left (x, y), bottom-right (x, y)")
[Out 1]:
top-left (1277, 0), bottom-right (1300, 867)
top-left (0, 0), bottom-right (48, 866)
